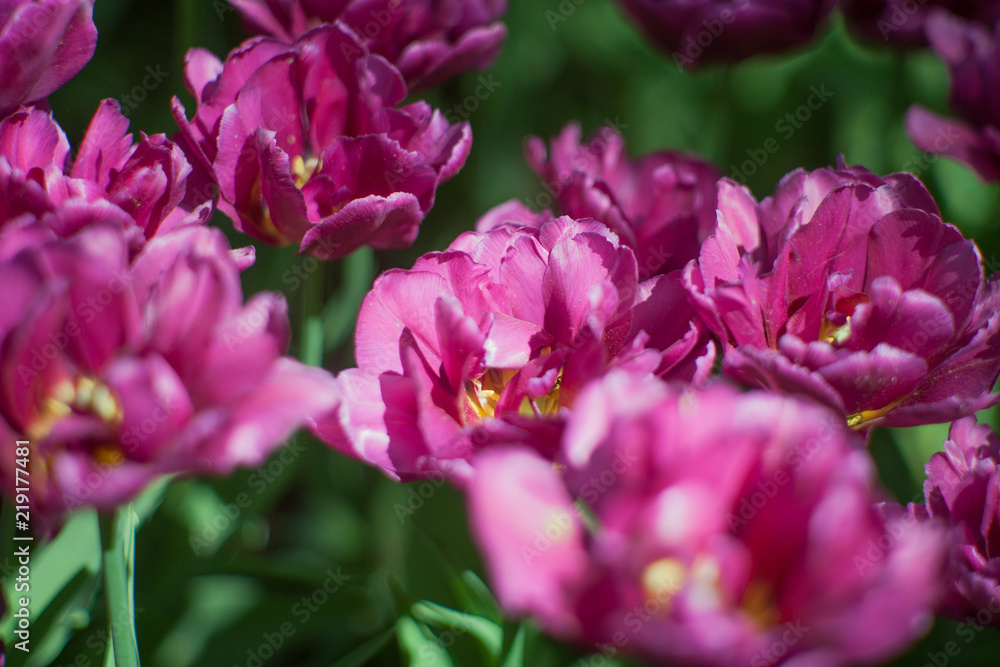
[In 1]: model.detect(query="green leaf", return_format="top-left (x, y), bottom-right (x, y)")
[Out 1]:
top-left (500, 624), bottom-right (527, 667)
top-left (324, 247), bottom-right (375, 352)
top-left (388, 573), bottom-right (413, 616)
top-left (100, 505), bottom-right (141, 667)
top-left (396, 616), bottom-right (454, 667)
top-left (330, 626), bottom-right (397, 667)
top-left (1, 509), bottom-right (101, 645)
top-left (22, 568), bottom-right (101, 667)
top-left (411, 601), bottom-right (502, 663)
top-left (454, 571), bottom-right (502, 625)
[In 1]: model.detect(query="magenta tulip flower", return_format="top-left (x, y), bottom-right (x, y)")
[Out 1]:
top-left (842, 0), bottom-right (1000, 48)
top-left (469, 374), bottom-right (945, 666)
top-left (612, 0), bottom-right (835, 69)
top-left (0, 218), bottom-right (338, 522)
top-left (1, 102), bottom-right (211, 253)
top-left (685, 162), bottom-right (1000, 431)
top-left (904, 418), bottom-right (1000, 628)
top-left (172, 24), bottom-right (471, 260)
top-left (310, 211), bottom-right (715, 483)
top-left (227, 0), bottom-right (508, 90)
top-left (0, 0), bottom-right (97, 116)
top-left (906, 12), bottom-right (1000, 183)
top-left (525, 123), bottom-right (721, 278)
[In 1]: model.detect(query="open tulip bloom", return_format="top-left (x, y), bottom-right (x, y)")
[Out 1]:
top-left (311, 209), bottom-right (715, 483)
top-left (172, 23), bottom-right (471, 261)
top-left (685, 162), bottom-right (1000, 432)
top-left (470, 374), bottom-right (946, 667)
top-left (6, 0), bottom-right (1000, 663)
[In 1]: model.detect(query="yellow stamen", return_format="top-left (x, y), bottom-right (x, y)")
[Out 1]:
top-left (846, 396), bottom-right (907, 429)
top-left (92, 384), bottom-right (123, 426)
top-left (92, 444), bottom-right (126, 467)
top-left (741, 580), bottom-right (779, 629)
top-left (291, 155), bottom-right (320, 189)
top-left (821, 316), bottom-right (852, 345)
top-left (27, 397), bottom-right (72, 440)
top-left (643, 558), bottom-right (687, 603)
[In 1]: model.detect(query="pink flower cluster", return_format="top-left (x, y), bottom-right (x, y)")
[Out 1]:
top-left (7, 1), bottom-right (1000, 663)
top-left (0, 3), bottom-right (339, 527)
top-left (321, 123), bottom-right (1000, 664)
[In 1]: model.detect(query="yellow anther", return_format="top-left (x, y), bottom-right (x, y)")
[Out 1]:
top-left (642, 557), bottom-right (687, 603)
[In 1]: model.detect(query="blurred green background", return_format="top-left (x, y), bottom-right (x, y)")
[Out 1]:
top-left (3, 0), bottom-right (1000, 665)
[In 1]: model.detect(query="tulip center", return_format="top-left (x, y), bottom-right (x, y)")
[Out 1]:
top-left (741, 579), bottom-right (779, 629)
top-left (291, 155), bottom-right (320, 189)
top-left (465, 368), bottom-right (516, 419)
top-left (820, 315), bottom-right (852, 345)
top-left (642, 557), bottom-right (687, 604)
top-left (464, 368), bottom-right (562, 421)
top-left (640, 555), bottom-right (722, 614)
top-left (28, 377), bottom-right (125, 458)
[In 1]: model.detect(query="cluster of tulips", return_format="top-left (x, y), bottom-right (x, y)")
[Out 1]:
top-left (3, 0), bottom-right (1000, 665)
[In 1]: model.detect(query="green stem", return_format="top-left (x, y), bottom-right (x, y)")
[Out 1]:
top-left (100, 506), bottom-right (140, 667)
top-left (300, 259), bottom-right (329, 367)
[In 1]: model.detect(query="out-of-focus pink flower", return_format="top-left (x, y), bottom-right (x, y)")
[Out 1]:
top-left (842, 0), bottom-right (1000, 48)
top-left (524, 123), bottom-right (720, 278)
top-left (906, 12), bottom-right (1000, 183)
top-left (227, 0), bottom-right (508, 90)
top-left (0, 218), bottom-right (338, 522)
top-left (172, 24), bottom-right (471, 260)
top-left (0, 0), bottom-right (97, 116)
top-left (469, 373), bottom-right (945, 666)
top-left (310, 212), bottom-right (715, 483)
top-left (612, 0), bottom-right (835, 69)
top-left (0, 102), bottom-right (213, 254)
top-left (685, 162), bottom-right (1000, 431)
top-left (905, 417), bottom-right (1000, 627)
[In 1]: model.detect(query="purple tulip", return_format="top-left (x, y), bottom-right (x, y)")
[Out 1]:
top-left (469, 374), bottom-right (945, 666)
top-left (525, 123), bottom-right (721, 279)
top-left (612, 0), bottom-right (835, 69)
top-left (0, 217), bottom-right (338, 522)
top-left (903, 417), bottom-right (1000, 627)
top-left (841, 0), bottom-right (1000, 48)
top-left (227, 0), bottom-right (508, 90)
top-left (310, 212), bottom-right (715, 483)
top-left (685, 162), bottom-right (1000, 431)
top-left (0, 0), bottom-right (97, 116)
top-left (1, 102), bottom-right (212, 254)
top-left (172, 24), bottom-right (471, 260)
top-left (906, 12), bottom-right (1000, 183)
